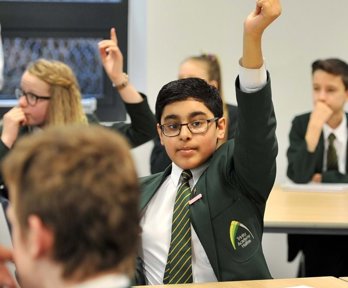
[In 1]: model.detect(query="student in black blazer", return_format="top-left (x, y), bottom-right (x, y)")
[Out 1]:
top-left (0, 28), bottom-right (156, 199)
top-left (137, 0), bottom-right (281, 284)
top-left (287, 58), bottom-right (348, 276)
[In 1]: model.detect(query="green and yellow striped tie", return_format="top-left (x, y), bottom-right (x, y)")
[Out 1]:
top-left (163, 170), bottom-right (193, 284)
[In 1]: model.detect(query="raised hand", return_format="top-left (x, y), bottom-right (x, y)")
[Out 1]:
top-left (98, 27), bottom-right (124, 85)
top-left (244, 0), bottom-right (282, 36)
top-left (242, 0), bottom-right (282, 69)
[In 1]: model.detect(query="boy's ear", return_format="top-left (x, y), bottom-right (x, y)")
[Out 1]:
top-left (157, 124), bottom-right (165, 145)
top-left (216, 117), bottom-right (226, 140)
top-left (27, 215), bottom-right (54, 259)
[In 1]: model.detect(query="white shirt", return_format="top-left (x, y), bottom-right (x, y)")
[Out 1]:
top-left (140, 63), bottom-right (267, 284)
top-left (72, 274), bottom-right (130, 288)
top-left (323, 115), bottom-right (347, 173)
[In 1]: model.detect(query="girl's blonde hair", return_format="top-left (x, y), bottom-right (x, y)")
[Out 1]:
top-left (184, 54), bottom-right (229, 140)
top-left (26, 59), bottom-right (88, 126)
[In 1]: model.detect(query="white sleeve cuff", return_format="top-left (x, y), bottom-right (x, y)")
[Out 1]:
top-left (239, 61), bottom-right (267, 93)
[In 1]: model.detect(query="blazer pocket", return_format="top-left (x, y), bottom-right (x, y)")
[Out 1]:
top-left (212, 201), bottom-right (261, 263)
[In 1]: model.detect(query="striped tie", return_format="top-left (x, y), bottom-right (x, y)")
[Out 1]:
top-left (327, 133), bottom-right (338, 171)
top-left (163, 170), bottom-right (193, 284)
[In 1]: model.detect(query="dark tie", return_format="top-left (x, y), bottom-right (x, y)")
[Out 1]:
top-left (163, 170), bottom-right (193, 284)
top-left (327, 133), bottom-right (338, 171)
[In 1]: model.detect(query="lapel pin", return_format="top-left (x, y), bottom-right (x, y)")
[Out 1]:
top-left (188, 193), bottom-right (202, 205)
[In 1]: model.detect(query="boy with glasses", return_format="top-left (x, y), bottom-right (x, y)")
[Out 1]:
top-left (137, 0), bottom-right (281, 284)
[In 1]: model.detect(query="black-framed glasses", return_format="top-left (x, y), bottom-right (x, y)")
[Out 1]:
top-left (15, 88), bottom-right (51, 106)
top-left (160, 117), bottom-right (219, 137)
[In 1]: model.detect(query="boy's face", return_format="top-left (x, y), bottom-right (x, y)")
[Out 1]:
top-left (158, 98), bottom-right (225, 170)
top-left (312, 70), bottom-right (348, 114)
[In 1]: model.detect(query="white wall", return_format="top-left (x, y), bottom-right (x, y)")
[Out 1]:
top-left (128, 0), bottom-right (348, 279)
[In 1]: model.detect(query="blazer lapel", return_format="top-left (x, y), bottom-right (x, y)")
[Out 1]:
top-left (140, 165), bottom-right (220, 279)
top-left (317, 133), bottom-right (324, 172)
top-left (190, 180), bottom-right (221, 280)
top-left (140, 165), bottom-right (172, 210)
top-left (345, 113), bottom-right (348, 172)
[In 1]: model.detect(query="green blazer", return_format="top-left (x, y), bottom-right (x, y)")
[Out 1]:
top-left (287, 112), bottom-right (348, 183)
top-left (139, 76), bottom-right (277, 282)
top-left (287, 112), bottom-right (348, 277)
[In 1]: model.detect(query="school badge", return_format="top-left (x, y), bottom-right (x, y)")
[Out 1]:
top-left (229, 220), bottom-right (254, 250)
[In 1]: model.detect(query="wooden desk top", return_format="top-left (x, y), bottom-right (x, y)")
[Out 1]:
top-left (264, 186), bottom-right (348, 234)
top-left (135, 276), bottom-right (348, 287)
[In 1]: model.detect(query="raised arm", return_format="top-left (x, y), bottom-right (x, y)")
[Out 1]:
top-left (234, 0), bottom-right (281, 203)
top-left (98, 28), bottom-right (157, 147)
top-left (98, 28), bottom-right (143, 104)
top-left (241, 0), bottom-right (281, 69)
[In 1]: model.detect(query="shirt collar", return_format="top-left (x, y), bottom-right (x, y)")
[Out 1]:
top-left (323, 114), bottom-right (347, 143)
top-left (71, 274), bottom-right (130, 288)
top-left (171, 162), bottom-right (209, 187)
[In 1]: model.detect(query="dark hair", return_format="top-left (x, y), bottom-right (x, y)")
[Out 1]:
top-left (155, 77), bottom-right (223, 123)
top-left (312, 58), bottom-right (348, 90)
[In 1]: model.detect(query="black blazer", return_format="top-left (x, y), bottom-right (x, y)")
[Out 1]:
top-left (150, 104), bottom-right (238, 174)
top-left (287, 112), bottom-right (348, 276)
top-left (287, 112), bottom-right (348, 183)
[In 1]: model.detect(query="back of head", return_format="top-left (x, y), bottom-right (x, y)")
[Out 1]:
top-left (155, 77), bottom-right (223, 123)
top-left (312, 58), bottom-right (348, 90)
top-left (27, 59), bottom-right (88, 126)
top-left (188, 54), bottom-right (223, 94)
top-left (2, 125), bottom-right (139, 280)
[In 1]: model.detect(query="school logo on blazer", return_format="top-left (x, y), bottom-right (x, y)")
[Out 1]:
top-left (229, 220), bottom-right (254, 250)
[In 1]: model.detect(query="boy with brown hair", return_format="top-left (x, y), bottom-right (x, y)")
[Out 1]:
top-left (0, 125), bottom-right (140, 288)
top-left (287, 58), bottom-right (348, 276)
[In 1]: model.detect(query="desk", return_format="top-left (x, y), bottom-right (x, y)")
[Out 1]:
top-left (264, 186), bottom-right (348, 234)
top-left (134, 276), bottom-right (348, 287)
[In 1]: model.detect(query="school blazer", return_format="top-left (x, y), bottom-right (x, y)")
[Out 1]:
top-left (139, 76), bottom-right (278, 282)
top-left (287, 112), bottom-right (348, 264)
top-left (287, 112), bottom-right (348, 183)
